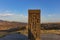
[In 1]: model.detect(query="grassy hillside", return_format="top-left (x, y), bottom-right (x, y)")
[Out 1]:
top-left (41, 30), bottom-right (60, 34)
top-left (0, 20), bottom-right (27, 30)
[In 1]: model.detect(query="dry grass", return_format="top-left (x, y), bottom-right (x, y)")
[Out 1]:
top-left (17, 29), bottom-right (60, 36)
top-left (41, 30), bottom-right (60, 34)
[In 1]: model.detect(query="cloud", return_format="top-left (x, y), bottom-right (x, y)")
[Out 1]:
top-left (41, 14), bottom-right (60, 23)
top-left (48, 14), bottom-right (53, 17)
top-left (0, 14), bottom-right (28, 23)
top-left (0, 10), bottom-right (28, 23)
top-left (1, 10), bottom-right (60, 23)
top-left (47, 14), bottom-right (56, 17)
top-left (47, 14), bottom-right (60, 17)
top-left (0, 13), bottom-right (14, 17)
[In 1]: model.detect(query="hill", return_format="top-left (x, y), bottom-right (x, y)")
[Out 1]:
top-left (0, 20), bottom-right (27, 30)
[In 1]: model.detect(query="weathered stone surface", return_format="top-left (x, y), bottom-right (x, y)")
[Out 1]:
top-left (28, 10), bottom-right (40, 40)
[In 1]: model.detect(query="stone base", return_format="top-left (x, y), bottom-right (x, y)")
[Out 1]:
top-left (36, 38), bottom-right (40, 40)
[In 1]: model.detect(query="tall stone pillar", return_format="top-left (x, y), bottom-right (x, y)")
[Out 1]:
top-left (28, 10), bottom-right (40, 40)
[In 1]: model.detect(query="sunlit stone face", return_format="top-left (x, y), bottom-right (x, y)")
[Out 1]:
top-left (28, 10), bottom-right (40, 40)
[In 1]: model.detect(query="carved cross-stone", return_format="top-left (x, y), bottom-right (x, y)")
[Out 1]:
top-left (28, 10), bottom-right (41, 40)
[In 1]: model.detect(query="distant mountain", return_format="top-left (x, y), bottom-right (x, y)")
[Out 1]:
top-left (41, 23), bottom-right (60, 30)
top-left (0, 20), bottom-right (5, 22)
top-left (0, 20), bottom-right (27, 30)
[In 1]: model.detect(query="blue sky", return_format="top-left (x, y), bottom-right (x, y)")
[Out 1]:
top-left (0, 0), bottom-right (60, 23)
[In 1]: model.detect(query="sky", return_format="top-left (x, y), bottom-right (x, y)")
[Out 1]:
top-left (0, 0), bottom-right (60, 23)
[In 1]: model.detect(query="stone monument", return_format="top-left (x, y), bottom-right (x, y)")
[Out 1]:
top-left (28, 10), bottom-right (40, 40)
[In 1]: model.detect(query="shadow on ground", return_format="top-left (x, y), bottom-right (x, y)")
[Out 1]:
top-left (0, 32), bottom-right (28, 40)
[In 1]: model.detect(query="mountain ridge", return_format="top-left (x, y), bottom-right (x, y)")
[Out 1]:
top-left (0, 20), bottom-right (27, 30)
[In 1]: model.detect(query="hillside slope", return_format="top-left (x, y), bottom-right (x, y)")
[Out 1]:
top-left (0, 20), bottom-right (27, 30)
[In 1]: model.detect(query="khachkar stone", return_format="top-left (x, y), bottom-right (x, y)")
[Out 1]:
top-left (28, 10), bottom-right (40, 40)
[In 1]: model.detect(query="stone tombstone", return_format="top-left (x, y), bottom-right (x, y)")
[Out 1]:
top-left (28, 10), bottom-right (40, 40)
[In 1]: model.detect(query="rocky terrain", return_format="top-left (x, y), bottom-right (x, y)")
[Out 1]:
top-left (0, 20), bottom-right (60, 30)
top-left (0, 20), bottom-right (60, 40)
top-left (0, 20), bottom-right (27, 30)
